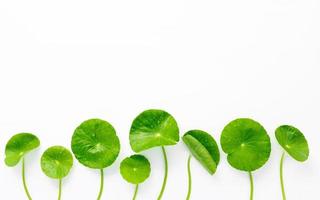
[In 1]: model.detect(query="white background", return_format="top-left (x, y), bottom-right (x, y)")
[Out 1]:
top-left (0, 0), bottom-right (319, 199)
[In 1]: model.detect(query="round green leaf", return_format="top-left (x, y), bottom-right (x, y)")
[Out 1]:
top-left (71, 118), bottom-right (120, 169)
top-left (129, 109), bottom-right (179, 152)
top-left (120, 154), bottom-right (151, 184)
top-left (5, 133), bottom-right (40, 167)
top-left (275, 125), bottom-right (309, 162)
top-left (182, 130), bottom-right (220, 174)
top-left (220, 118), bottom-right (271, 172)
top-left (41, 146), bottom-right (73, 179)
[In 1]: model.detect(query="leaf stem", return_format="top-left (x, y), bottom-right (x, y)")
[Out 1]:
top-left (22, 158), bottom-right (32, 200)
top-left (186, 155), bottom-right (192, 200)
top-left (157, 146), bottom-right (168, 200)
top-left (58, 179), bottom-right (62, 200)
top-left (249, 171), bottom-right (254, 200)
top-left (280, 152), bottom-right (286, 200)
top-left (132, 184), bottom-right (139, 200)
top-left (97, 169), bottom-right (104, 200)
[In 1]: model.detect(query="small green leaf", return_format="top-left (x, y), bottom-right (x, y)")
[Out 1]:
top-left (71, 118), bottom-right (120, 169)
top-left (129, 109), bottom-right (179, 152)
top-left (41, 146), bottom-right (73, 179)
top-left (120, 154), bottom-right (151, 184)
top-left (220, 118), bottom-right (271, 172)
top-left (275, 125), bottom-right (309, 162)
top-left (182, 130), bottom-right (220, 174)
top-left (5, 133), bottom-right (40, 167)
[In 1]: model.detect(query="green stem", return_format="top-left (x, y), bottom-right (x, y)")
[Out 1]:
top-left (249, 171), bottom-right (254, 200)
top-left (22, 158), bottom-right (32, 200)
top-left (58, 179), bottom-right (62, 200)
top-left (157, 146), bottom-right (168, 200)
top-left (186, 155), bottom-right (192, 200)
top-left (280, 152), bottom-right (286, 200)
top-left (132, 184), bottom-right (139, 200)
top-left (97, 169), bottom-right (104, 200)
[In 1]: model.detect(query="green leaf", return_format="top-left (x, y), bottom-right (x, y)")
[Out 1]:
top-left (220, 118), bottom-right (271, 172)
top-left (71, 119), bottom-right (120, 169)
top-left (120, 154), bottom-right (151, 184)
top-left (129, 109), bottom-right (179, 152)
top-left (5, 133), bottom-right (40, 167)
top-left (275, 125), bottom-right (309, 162)
top-left (182, 130), bottom-right (220, 174)
top-left (41, 146), bottom-right (73, 179)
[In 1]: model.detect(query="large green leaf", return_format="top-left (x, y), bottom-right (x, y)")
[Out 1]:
top-left (5, 133), bottom-right (40, 167)
top-left (275, 125), bottom-right (309, 162)
top-left (129, 109), bottom-right (179, 152)
top-left (41, 146), bottom-right (73, 179)
top-left (220, 118), bottom-right (271, 172)
top-left (182, 130), bottom-right (220, 174)
top-left (120, 154), bottom-right (151, 184)
top-left (71, 119), bottom-right (120, 169)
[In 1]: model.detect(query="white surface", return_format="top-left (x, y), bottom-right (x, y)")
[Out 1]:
top-left (0, 0), bottom-right (319, 199)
